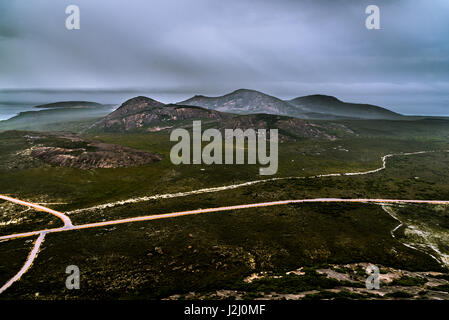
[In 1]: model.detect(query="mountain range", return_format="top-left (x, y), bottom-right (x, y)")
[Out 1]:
top-left (88, 88), bottom-right (402, 139)
top-left (0, 89), bottom-right (404, 140)
top-left (87, 95), bottom-right (353, 141)
top-left (179, 89), bottom-right (402, 120)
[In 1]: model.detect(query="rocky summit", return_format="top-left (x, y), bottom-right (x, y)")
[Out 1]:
top-left (88, 96), bottom-right (228, 132)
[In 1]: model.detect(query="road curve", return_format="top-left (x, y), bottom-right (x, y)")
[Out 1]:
top-left (0, 195), bottom-right (73, 228)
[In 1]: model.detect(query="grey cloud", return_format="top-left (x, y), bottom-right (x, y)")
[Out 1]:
top-left (0, 0), bottom-right (448, 114)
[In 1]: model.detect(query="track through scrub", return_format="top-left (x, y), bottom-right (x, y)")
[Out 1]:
top-left (1, 150), bottom-right (448, 295)
top-left (3, 198), bottom-right (449, 243)
top-left (2, 198), bottom-right (449, 295)
top-left (65, 150), bottom-right (440, 215)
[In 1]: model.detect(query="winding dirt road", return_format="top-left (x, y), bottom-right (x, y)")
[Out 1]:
top-left (0, 195), bottom-right (73, 228)
top-left (0, 233), bottom-right (45, 294)
top-left (0, 150), bottom-right (447, 295)
top-left (65, 151), bottom-right (436, 215)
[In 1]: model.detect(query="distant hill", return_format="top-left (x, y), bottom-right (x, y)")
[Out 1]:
top-left (288, 95), bottom-right (401, 120)
top-left (179, 89), bottom-right (402, 120)
top-left (88, 95), bottom-right (353, 141)
top-left (34, 101), bottom-right (105, 109)
top-left (0, 101), bottom-right (113, 132)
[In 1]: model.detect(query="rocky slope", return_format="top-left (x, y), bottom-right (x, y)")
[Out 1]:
top-left (212, 114), bottom-right (350, 141)
top-left (87, 96), bottom-right (229, 132)
top-left (179, 89), bottom-right (296, 115)
top-left (26, 133), bottom-right (162, 169)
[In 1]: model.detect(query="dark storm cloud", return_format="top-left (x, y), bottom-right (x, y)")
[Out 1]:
top-left (0, 0), bottom-right (448, 114)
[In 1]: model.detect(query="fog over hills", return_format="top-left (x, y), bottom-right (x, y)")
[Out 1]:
top-left (2, 1), bottom-right (448, 115)
top-left (0, 89), bottom-right (411, 134)
top-left (0, 101), bottom-right (113, 132)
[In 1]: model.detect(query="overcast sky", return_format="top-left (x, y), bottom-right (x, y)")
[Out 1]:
top-left (0, 0), bottom-right (448, 114)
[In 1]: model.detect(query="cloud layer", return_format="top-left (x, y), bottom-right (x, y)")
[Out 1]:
top-left (1, 0), bottom-right (448, 114)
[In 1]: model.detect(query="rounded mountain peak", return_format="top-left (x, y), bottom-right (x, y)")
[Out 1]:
top-left (293, 95), bottom-right (342, 103)
top-left (122, 96), bottom-right (164, 106)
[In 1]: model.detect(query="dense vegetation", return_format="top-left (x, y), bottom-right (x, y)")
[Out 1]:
top-left (1, 115), bottom-right (449, 299)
